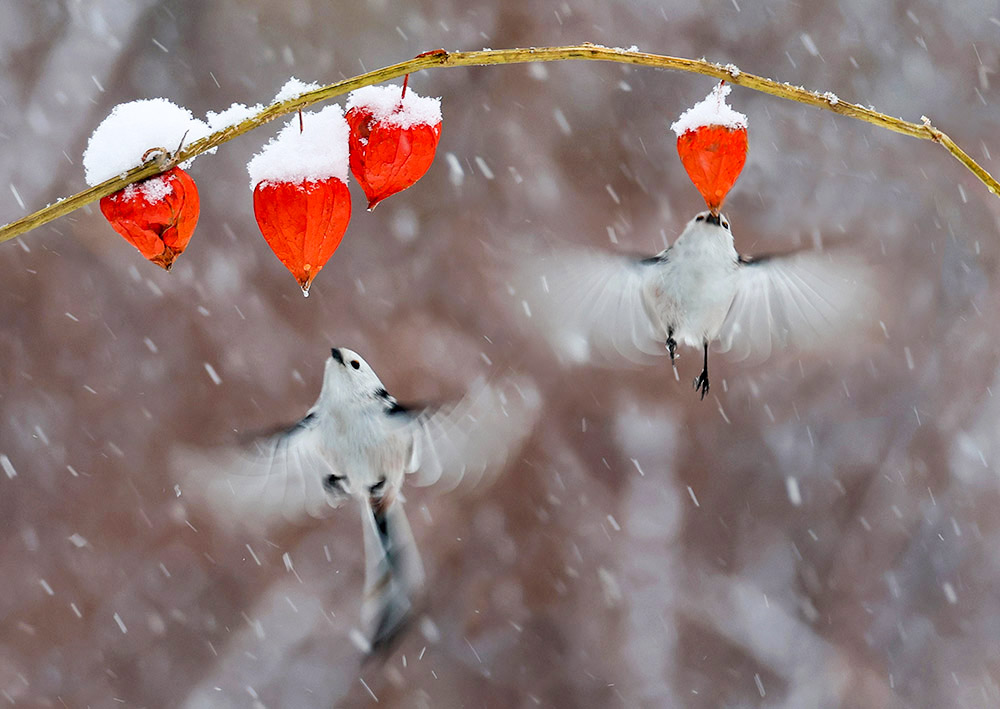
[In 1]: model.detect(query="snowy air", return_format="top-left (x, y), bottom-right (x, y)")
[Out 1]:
top-left (0, 2), bottom-right (998, 708)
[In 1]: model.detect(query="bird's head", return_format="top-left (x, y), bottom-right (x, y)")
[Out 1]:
top-left (689, 210), bottom-right (731, 231)
top-left (321, 347), bottom-right (387, 402)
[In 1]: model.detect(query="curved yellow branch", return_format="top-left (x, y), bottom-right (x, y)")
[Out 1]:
top-left (1, 44), bottom-right (994, 245)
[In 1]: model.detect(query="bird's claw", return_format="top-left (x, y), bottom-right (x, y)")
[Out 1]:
top-left (666, 336), bottom-right (677, 365)
top-left (693, 371), bottom-right (710, 400)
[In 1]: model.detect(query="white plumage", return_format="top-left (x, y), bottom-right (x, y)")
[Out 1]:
top-left (515, 210), bottom-right (874, 397)
top-left (178, 347), bottom-right (539, 653)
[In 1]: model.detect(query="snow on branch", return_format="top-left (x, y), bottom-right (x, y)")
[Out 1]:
top-left (1, 43), bottom-right (996, 245)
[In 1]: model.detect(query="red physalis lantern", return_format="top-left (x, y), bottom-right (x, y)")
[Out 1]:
top-left (253, 178), bottom-right (351, 294)
top-left (346, 82), bottom-right (442, 210)
top-left (247, 105), bottom-right (352, 295)
top-left (670, 82), bottom-right (748, 213)
top-left (98, 167), bottom-right (200, 271)
top-left (82, 98), bottom-right (208, 269)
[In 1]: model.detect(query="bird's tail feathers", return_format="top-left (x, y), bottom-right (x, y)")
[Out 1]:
top-left (359, 497), bottom-right (425, 655)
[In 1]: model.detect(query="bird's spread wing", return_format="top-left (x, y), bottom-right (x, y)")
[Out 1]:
top-left (175, 411), bottom-right (342, 529)
top-left (359, 496), bottom-right (424, 655)
top-left (512, 249), bottom-right (664, 366)
top-left (716, 249), bottom-right (875, 364)
top-left (392, 376), bottom-right (541, 492)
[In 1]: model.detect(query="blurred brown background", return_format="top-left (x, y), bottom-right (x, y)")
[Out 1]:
top-left (2, 1), bottom-right (1000, 707)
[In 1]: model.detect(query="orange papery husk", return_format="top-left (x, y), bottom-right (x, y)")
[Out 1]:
top-left (347, 106), bottom-right (442, 210)
top-left (252, 177), bottom-right (352, 295)
top-left (676, 124), bottom-right (748, 212)
top-left (98, 166), bottom-right (200, 270)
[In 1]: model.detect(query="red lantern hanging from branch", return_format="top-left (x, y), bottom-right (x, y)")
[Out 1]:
top-left (99, 167), bottom-right (200, 271)
top-left (247, 105), bottom-right (352, 295)
top-left (671, 82), bottom-right (748, 213)
top-left (252, 178), bottom-right (351, 295)
top-left (82, 98), bottom-right (209, 269)
top-left (346, 82), bottom-right (442, 210)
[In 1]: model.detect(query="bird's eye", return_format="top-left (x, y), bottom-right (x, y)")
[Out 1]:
top-left (351, 360), bottom-right (360, 370)
top-left (722, 220), bottom-right (730, 229)
top-left (323, 473), bottom-right (345, 491)
top-left (696, 215), bottom-right (705, 222)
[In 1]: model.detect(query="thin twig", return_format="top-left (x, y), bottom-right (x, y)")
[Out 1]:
top-left (1, 43), bottom-right (995, 245)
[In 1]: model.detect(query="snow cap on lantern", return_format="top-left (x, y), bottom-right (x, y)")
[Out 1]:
top-left (247, 103), bottom-right (350, 188)
top-left (83, 98), bottom-right (209, 186)
top-left (670, 82), bottom-right (749, 214)
top-left (346, 84), bottom-right (442, 209)
top-left (83, 98), bottom-right (208, 270)
top-left (346, 84), bottom-right (442, 131)
top-left (247, 104), bottom-right (352, 296)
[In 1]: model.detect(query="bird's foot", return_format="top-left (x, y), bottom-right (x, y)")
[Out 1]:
top-left (693, 370), bottom-right (710, 400)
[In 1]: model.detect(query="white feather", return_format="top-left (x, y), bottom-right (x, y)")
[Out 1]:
top-left (405, 376), bottom-right (541, 491)
top-left (175, 348), bottom-right (539, 651)
top-left (717, 251), bottom-right (875, 363)
top-left (511, 212), bottom-right (877, 376)
top-left (514, 249), bottom-right (663, 366)
top-left (175, 419), bottom-right (342, 530)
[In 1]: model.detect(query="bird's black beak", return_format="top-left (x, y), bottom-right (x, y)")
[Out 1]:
top-left (331, 348), bottom-right (344, 365)
top-left (705, 212), bottom-right (721, 226)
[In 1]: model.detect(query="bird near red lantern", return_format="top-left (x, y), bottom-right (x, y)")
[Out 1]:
top-left (346, 80), bottom-right (442, 210)
top-left (671, 82), bottom-right (748, 213)
top-left (247, 105), bottom-right (353, 296)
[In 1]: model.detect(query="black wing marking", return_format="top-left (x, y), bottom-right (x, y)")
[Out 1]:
top-left (375, 386), bottom-right (425, 417)
top-left (177, 407), bottom-right (341, 526)
top-left (386, 401), bottom-right (411, 415)
top-left (238, 410), bottom-right (319, 446)
top-left (640, 248), bottom-right (671, 265)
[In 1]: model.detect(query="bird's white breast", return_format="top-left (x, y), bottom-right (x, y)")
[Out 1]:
top-left (642, 223), bottom-right (740, 347)
top-left (320, 408), bottom-right (409, 498)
